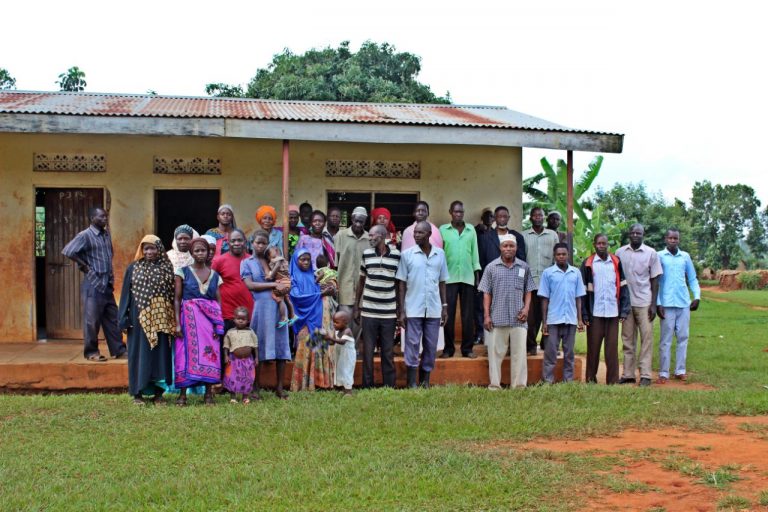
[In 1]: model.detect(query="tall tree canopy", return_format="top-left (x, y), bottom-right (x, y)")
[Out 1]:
top-left (206, 41), bottom-right (450, 103)
top-left (56, 66), bottom-right (87, 92)
top-left (0, 68), bottom-right (16, 90)
top-left (689, 181), bottom-right (765, 269)
top-left (593, 183), bottom-right (692, 250)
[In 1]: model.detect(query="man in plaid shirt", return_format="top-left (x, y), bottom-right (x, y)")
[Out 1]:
top-left (479, 235), bottom-right (535, 389)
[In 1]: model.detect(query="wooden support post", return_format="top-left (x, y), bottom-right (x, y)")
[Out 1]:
top-left (282, 140), bottom-right (290, 257)
top-left (567, 150), bottom-right (574, 264)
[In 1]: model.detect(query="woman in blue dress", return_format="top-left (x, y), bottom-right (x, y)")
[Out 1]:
top-left (241, 230), bottom-right (291, 399)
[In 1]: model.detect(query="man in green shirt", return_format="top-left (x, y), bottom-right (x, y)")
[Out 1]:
top-left (439, 201), bottom-right (481, 358)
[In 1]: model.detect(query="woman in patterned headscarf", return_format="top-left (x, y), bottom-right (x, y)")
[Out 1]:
top-left (118, 235), bottom-right (176, 405)
top-left (166, 224), bottom-right (199, 271)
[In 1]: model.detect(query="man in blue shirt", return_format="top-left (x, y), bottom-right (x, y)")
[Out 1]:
top-left (656, 229), bottom-right (701, 383)
top-left (539, 243), bottom-right (586, 383)
top-left (397, 221), bottom-right (449, 388)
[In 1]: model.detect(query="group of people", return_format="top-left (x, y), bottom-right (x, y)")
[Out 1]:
top-left (62, 199), bottom-right (700, 404)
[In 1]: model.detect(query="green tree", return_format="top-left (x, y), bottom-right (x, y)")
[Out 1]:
top-left (689, 181), bottom-right (764, 269)
top-left (56, 66), bottom-right (87, 92)
top-left (593, 182), bottom-right (693, 251)
top-left (205, 83), bottom-right (244, 98)
top-left (206, 41), bottom-right (450, 103)
top-left (0, 68), bottom-right (16, 90)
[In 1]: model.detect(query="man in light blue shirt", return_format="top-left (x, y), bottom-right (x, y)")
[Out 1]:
top-left (657, 229), bottom-right (701, 383)
top-left (397, 221), bottom-right (449, 388)
top-left (539, 243), bottom-right (586, 383)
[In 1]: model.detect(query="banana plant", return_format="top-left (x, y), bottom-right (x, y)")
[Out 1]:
top-left (523, 155), bottom-right (603, 226)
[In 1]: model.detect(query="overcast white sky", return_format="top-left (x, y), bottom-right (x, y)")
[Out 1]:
top-left (3, 0), bottom-right (766, 206)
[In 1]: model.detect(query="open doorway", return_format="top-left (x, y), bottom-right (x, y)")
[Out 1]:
top-left (35, 188), bottom-right (105, 339)
top-left (154, 189), bottom-right (220, 249)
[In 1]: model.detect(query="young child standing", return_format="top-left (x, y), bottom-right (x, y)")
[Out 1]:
top-left (222, 306), bottom-right (259, 403)
top-left (323, 310), bottom-right (356, 396)
top-left (266, 246), bottom-right (296, 327)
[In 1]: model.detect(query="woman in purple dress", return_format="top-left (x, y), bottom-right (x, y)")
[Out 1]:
top-left (173, 237), bottom-right (224, 406)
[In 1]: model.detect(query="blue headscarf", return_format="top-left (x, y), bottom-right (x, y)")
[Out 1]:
top-left (289, 248), bottom-right (323, 335)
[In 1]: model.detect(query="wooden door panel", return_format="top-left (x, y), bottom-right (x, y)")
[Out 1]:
top-left (44, 189), bottom-right (104, 339)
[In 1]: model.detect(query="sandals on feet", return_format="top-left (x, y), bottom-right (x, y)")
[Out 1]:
top-left (204, 394), bottom-right (215, 406)
top-left (132, 397), bottom-right (145, 406)
top-left (86, 354), bottom-right (107, 362)
top-left (275, 390), bottom-right (289, 400)
top-left (175, 396), bottom-right (187, 407)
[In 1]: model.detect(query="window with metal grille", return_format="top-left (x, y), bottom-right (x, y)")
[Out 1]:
top-left (326, 191), bottom-right (418, 230)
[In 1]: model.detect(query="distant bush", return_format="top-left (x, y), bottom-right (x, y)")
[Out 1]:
top-left (736, 271), bottom-right (762, 290)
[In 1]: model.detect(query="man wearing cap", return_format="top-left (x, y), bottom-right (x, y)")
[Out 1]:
top-left (479, 234), bottom-right (534, 389)
top-left (335, 206), bottom-right (370, 342)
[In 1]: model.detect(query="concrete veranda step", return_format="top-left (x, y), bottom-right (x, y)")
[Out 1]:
top-left (0, 340), bottom-right (582, 391)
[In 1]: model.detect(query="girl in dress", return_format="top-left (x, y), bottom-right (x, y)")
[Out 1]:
top-left (222, 306), bottom-right (258, 404)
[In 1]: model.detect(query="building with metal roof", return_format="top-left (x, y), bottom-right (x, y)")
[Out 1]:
top-left (0, 90), bottom-right (622, 343)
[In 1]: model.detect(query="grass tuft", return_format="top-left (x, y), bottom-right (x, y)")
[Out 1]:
top-left (716, 494), bottom-right (751, 511)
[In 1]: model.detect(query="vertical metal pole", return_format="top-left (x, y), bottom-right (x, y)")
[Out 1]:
top-left (566, 150), bottom-right (574, 264)
top-left (282, 140), bottom-right (290, 257)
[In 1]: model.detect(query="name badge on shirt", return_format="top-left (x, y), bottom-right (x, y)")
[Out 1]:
top-left (518, 268), bottom-right (525, 278)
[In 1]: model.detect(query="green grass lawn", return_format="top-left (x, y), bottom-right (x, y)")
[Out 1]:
top-left (1, 290), bottom-right (767, 511)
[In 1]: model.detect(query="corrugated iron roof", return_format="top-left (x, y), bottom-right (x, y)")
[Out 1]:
top-left (0, 91), bottom-right (621, 136)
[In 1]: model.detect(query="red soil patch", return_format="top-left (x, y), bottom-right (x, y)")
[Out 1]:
top-left (480, 416), bottom-right (768, 511)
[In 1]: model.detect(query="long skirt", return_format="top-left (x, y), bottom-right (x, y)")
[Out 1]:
top-left (223, 355), bottom-right (255, 394)
top-left (291, 327), bottom-right (334, 391)
top-left (175, 298), bottom-right (224, 388)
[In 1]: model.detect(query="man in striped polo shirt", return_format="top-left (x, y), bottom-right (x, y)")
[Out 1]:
top-left (355, 225), bottom-right (401, 388)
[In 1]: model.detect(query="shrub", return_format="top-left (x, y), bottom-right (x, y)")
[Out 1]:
top-left (736, 271), bottom-right (762, 290)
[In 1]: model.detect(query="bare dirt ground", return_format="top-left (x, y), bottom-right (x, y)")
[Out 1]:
top-left (514, 416), bottom-right (768, 511)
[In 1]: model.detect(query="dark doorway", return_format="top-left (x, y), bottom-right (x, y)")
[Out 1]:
top-left (155, 189), bottom-right (220, 249)
top-left (327, 191), bottom-right (418, 229)
top-left (36, 187), bottom-right (105, 339)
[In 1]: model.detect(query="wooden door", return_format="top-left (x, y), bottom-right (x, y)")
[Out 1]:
top-left (44, 188), bottom-right (104, 339)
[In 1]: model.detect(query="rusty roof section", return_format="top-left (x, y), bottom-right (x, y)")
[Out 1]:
top-left (0, 91), bottom-right (621, 136)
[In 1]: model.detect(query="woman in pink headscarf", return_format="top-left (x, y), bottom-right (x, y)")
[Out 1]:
top-left (371, 207), bottom-right (400, 249)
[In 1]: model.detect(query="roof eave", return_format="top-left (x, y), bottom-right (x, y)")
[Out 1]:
top-left (0, 113), bottom-right (623, 153)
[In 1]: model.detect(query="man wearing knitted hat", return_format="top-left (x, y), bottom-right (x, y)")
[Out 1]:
top-left (334, 206), bottom-right (370, 343)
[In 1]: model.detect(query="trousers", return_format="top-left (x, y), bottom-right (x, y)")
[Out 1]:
top-left (82, 280), bottom-right (125, 358)
top-left (658, 307), bottom-right (690, 378)
top-left (586, 316), bottom-right (619, 384)
top-left (443, 283), bottom-right (475, 356)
